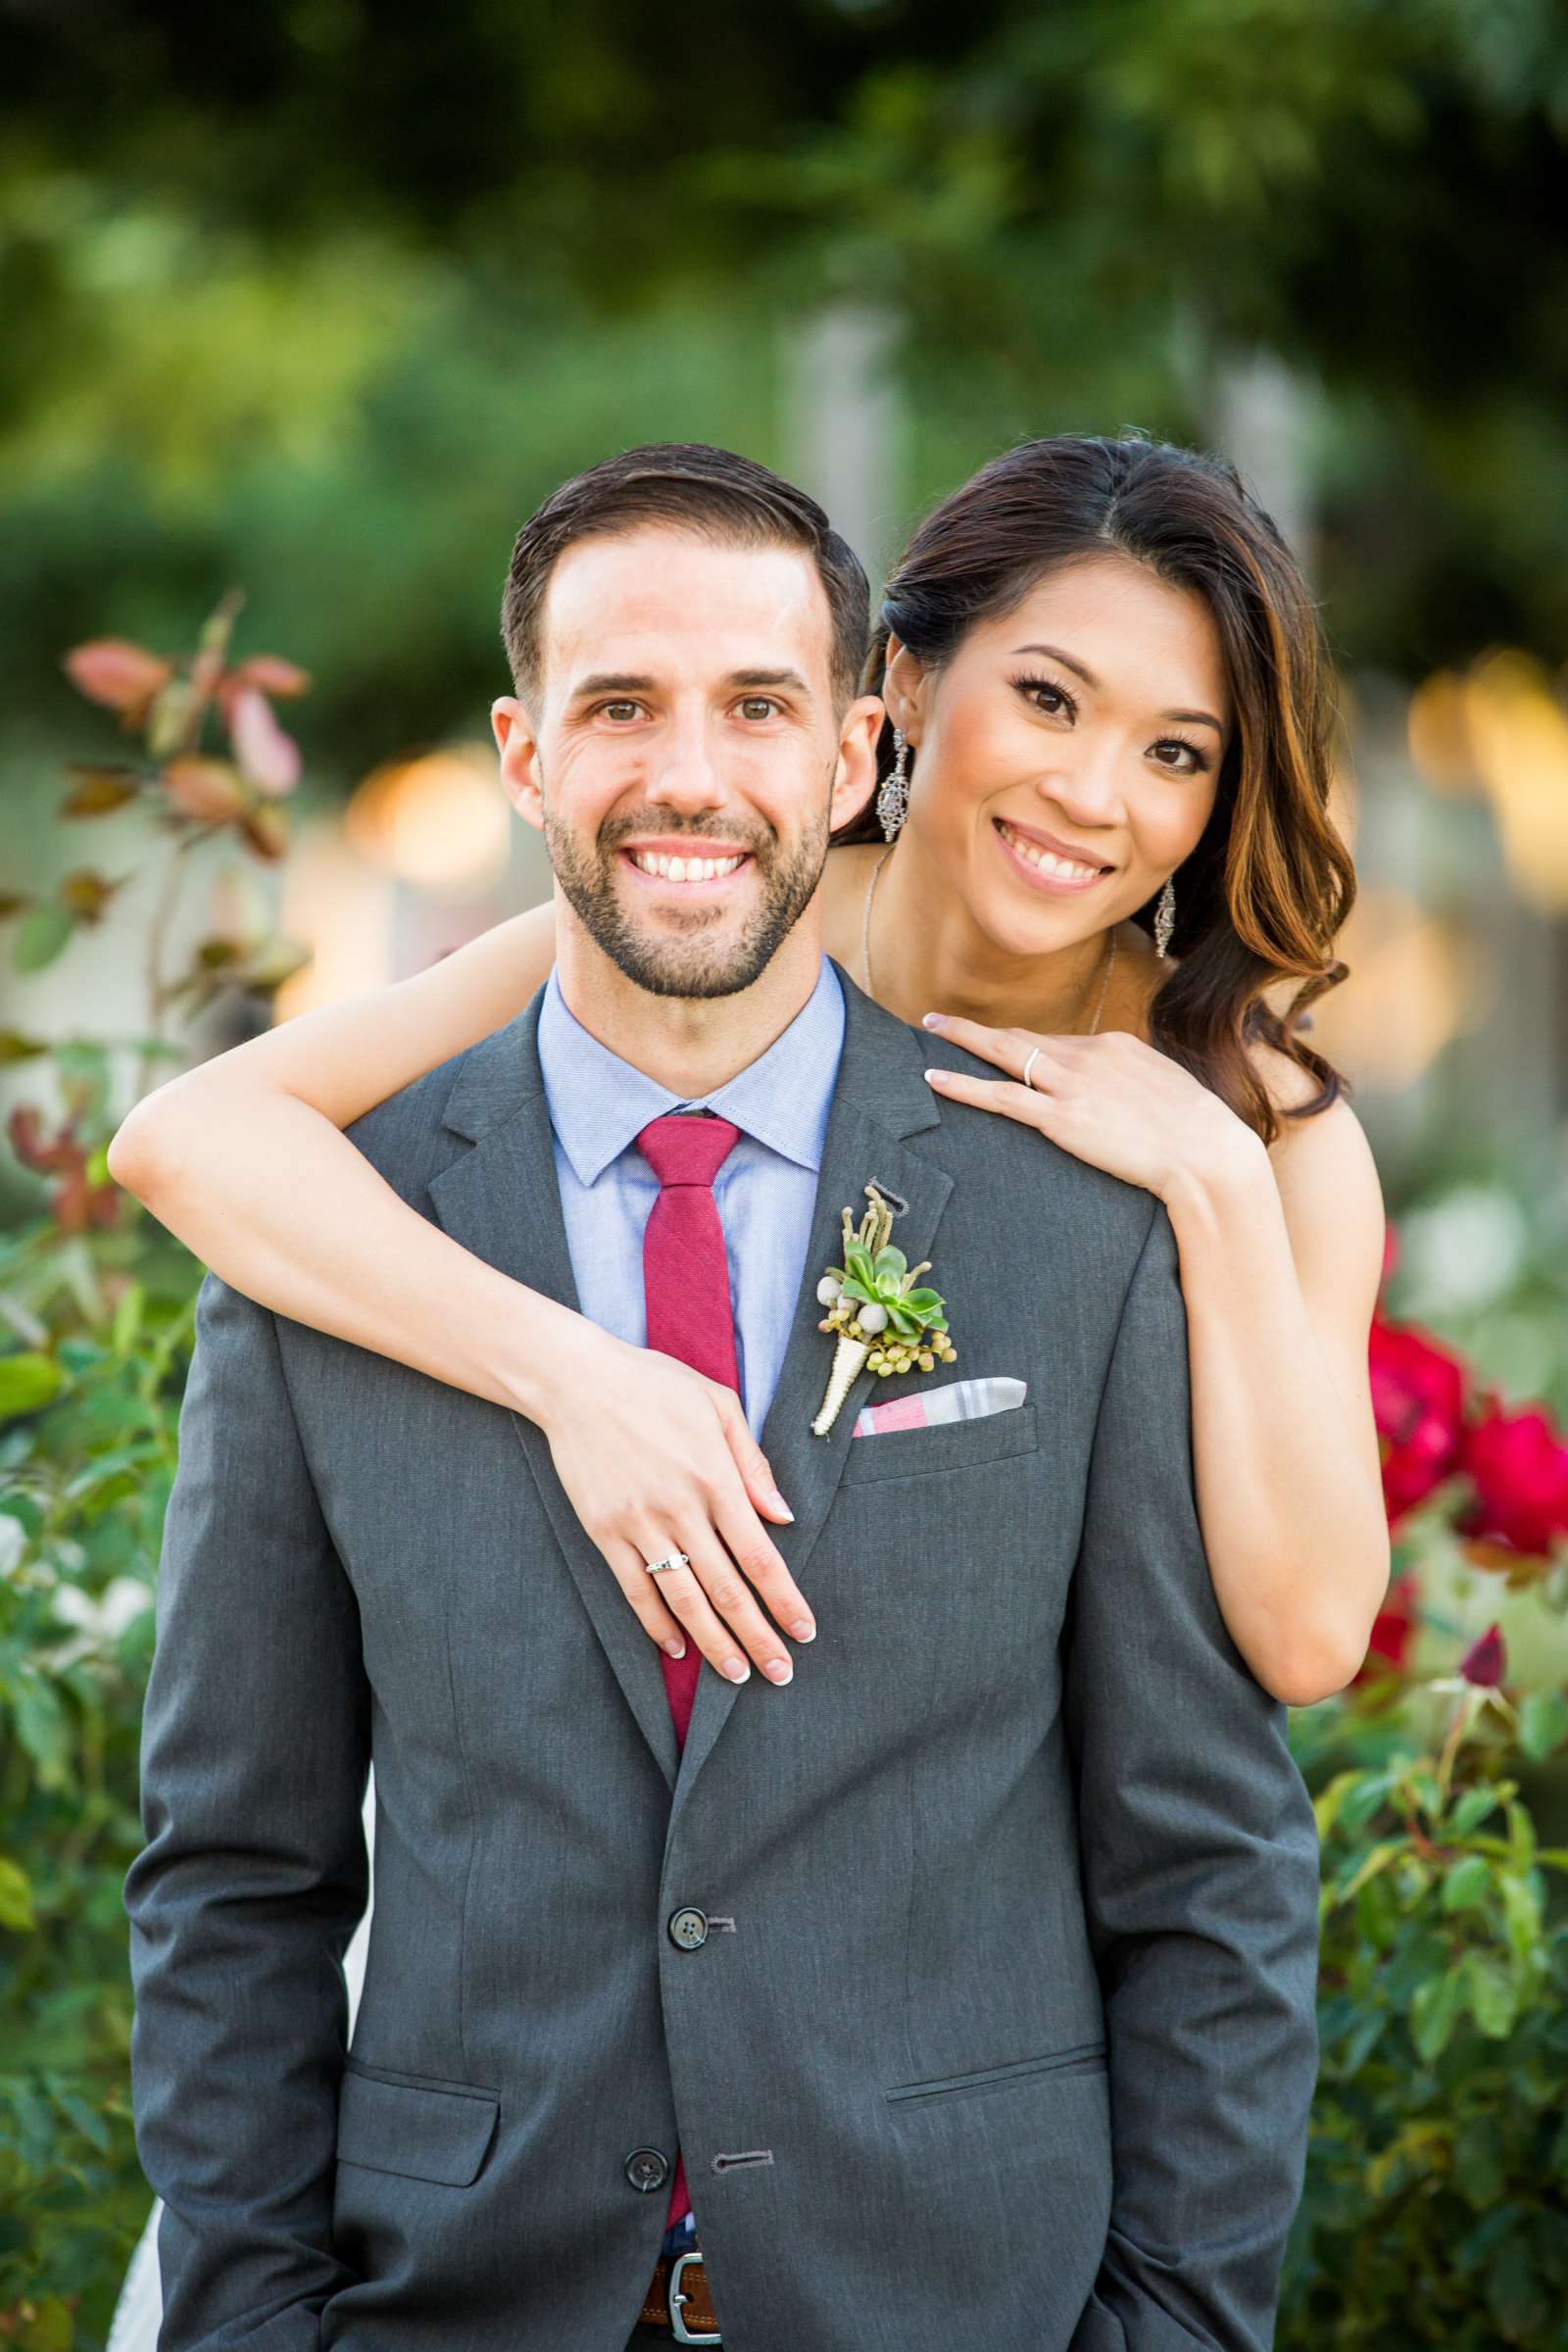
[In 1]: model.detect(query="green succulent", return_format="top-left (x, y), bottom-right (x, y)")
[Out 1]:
top-left (829, 1240), bottom-right (949, 1338)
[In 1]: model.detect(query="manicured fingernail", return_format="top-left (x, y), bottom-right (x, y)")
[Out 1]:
top-left (769, 1488), bottom-right (795, 1519)
top-left (790, 1618), bottom-right (816, 1642)
top-left (922, 1011), bottom-right (945, 1028)
top-left (664, 1639), bottom-right (687, 1659)
top-left (763, 1658), bottom-right (793, 1684)
top-left (924, 1068), bottom-right (949, 1084)
top-left (723, 1656), bottom-right (751, 1683)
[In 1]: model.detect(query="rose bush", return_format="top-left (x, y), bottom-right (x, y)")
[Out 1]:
top-left (1, 605), bottom-right (308, 2346)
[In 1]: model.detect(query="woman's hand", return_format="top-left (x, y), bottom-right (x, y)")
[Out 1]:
top-left (536, 1320), bottom-right (816, 1687)
top-left (918, 1014), bottom-right (1261, 1200)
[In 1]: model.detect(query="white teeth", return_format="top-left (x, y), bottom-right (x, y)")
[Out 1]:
top-left (629, 850), bottom-right (745, 881)
top-left (999, 822), bottom-right (1101, 881)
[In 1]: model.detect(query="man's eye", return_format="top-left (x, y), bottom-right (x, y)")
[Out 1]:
top-left (602, 702), bottom-right (640, 722)
top-left (738, 697), bottom-right (779, 721)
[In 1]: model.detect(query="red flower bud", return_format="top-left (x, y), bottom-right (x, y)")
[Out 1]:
top-left (1458, 1623), bottom-right (1505, 1689)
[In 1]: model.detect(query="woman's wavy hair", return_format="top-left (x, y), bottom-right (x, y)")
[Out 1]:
top-left (834, 433), bottom-right (1355, 1142)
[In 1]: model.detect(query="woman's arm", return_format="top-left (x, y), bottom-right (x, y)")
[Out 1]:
top-left (1161, 1077), bottom-right (1391, 1705)
top-left (108, 905), bottom-right (816, 1685)
top-left (919, 1018), bottom-right (1391, 1706)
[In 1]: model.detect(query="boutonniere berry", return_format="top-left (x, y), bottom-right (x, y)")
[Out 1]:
top-left (810, 1181), bottom-right (956, 1437)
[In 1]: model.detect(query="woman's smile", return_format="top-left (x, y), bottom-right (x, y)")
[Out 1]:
top-left (992, 813), bottom-right (1113, 895)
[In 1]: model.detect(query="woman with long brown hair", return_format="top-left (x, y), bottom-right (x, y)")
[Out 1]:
top-left (110, 431), bottom-right (1391, 1706)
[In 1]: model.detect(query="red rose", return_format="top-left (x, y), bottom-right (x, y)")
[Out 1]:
top-left (1458, 1398), bottom-right (1568, 1565)
top-left (1368, 1318), bottom-right (1468, 1529)
top-left (1354, 1570), bottom-right (1419, 1683)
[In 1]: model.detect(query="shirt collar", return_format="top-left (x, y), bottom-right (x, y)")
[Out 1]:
top-left (537, 955), bottom-right (845, 1189)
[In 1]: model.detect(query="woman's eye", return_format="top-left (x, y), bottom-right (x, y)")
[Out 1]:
top-left (1152, 739), bottom-right (1206, 774)
top-left (1014, 676), bottom-right (1074, 719)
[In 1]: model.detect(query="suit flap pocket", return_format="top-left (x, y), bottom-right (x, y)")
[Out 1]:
top-left (335, 2067), bottom-right (499, 2186)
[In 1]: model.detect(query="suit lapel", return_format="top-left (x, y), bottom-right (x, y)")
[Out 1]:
top-left (428, 996), bottom-right (681, 1790)
top-left (425, 963), bottom-right (954, 1812)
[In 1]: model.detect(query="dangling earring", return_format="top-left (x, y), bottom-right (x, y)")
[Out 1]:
top-left (1153, 875), bottom-right (1176, 958)
top-left (875, 728), bottom-right (910, 842)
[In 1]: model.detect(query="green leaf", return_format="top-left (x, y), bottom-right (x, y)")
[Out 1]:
top-left (1464, 1947), bottom-right (1519, 2039)
top-left (872, 1246), bottom-right (907, 1280)
top-left (1497, 1872), bottom-right (1542, 1962)
top-left (11, 1671), bottom-right (72, 1790)
top-left (1313, 1768), bottom-right (1363, 1841)
top-left (1451, 1786), bottom-right (1503, 1837)
top-left (13, 900), bottom-right (75, 973)
top-left (904, 1287), bottom-right (946, 1316)
top-left (887, 1305), bottom-right (921, 1337)
top-left (1334, 1839), bottom-right (1400, 1907)
top-left (111, 1280), bottom-right (146, 1356)
top-left (1339, 1771), bottom-right (1396, 1834)
top-left (1506, 1800), bottom-right (1537, 1875)
top-left (48, 2082), bottom-right (113, 2153)
top-left (1519, 1689), bottom-right (1568, 1763)
top-left (0, 1855), bottom-right (35, 1932)
top-left (1453, 2113), bottom-right (1507, 2210)
top-left (0, 1352), bottom-right (65, 1419)
top-left (1410, 1967), bottom-right (1464, 2060)
top-left (1441, 1854), bottom-right (1493, 1914)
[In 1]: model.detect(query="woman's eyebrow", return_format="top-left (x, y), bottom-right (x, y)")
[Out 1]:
top-left (1011, 643), bottom-right (1224, 735)
top-left (1012, 641), bottom-right (1100, 688)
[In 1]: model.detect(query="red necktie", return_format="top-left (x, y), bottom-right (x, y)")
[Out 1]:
top-left (634, 1110), bottom-right (743, 2231)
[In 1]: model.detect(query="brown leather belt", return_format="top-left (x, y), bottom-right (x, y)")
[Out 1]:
top-left (638, 2247), bottom-right (722, 2340)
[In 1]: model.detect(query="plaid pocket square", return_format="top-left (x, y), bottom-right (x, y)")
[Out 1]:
top-left (850, 1376), bottom-right (1027, 1439)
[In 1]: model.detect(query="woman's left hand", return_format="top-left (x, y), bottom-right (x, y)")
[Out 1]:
top-left (920, 1014), bottom-right (1260, 1202)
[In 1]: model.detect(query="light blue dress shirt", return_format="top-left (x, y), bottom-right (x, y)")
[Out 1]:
top-left (534, 956), bottom-right (846, 1436)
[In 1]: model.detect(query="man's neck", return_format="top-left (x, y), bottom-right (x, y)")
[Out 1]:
top-left (552, 914), bottom-right (827, 1098)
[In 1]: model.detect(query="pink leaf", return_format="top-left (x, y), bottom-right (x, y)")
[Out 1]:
top-left (162, 758), bottom-right (248, 822)
top-left (228, 689), bottom-right (301, 798)
top-left (224, 654), bottom-right (312, 701)
top-left (63, 638), bottom-right (172, 714)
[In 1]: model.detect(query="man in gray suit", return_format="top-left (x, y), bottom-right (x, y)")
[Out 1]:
top-left (125, 443), bottom-right (1320, 2350)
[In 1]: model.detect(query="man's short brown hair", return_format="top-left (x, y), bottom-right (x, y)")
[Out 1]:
top-left (500, 443), bottom-right (870, 710)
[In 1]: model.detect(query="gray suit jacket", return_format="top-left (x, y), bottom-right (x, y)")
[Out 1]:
top-left (125, 958), bottom-right (1320, 2352)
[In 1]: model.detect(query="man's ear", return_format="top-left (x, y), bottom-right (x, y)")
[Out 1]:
top-left (829, 693), bottom-right (886, 831)
top-left (491, 695), bottom-right (545, 831)
top-left (881, 637), bottom-right (927, 742)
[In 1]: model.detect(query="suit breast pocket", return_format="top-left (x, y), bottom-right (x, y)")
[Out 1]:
top-left (839, 1401), bottom-right (1039, 1486)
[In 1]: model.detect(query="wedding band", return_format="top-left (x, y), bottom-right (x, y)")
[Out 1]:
top-left (1021, 1046), bottom-right (1042, 1090)
top-left (645, 1552), bottom-right (691, 1579)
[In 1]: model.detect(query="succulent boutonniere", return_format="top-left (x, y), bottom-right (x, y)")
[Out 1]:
top-left (810, 1182), bottom-right (956, 1437)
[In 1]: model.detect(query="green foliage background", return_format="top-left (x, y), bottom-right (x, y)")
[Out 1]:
top-left (5, 1), bottom-right (1568, 2342)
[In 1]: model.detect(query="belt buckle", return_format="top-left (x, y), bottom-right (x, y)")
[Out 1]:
top-left (668, 2248), bottom-right (721, 2344)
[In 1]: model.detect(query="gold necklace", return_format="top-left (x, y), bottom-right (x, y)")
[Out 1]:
top-left (860, 842), bottom-right (1117, 1033)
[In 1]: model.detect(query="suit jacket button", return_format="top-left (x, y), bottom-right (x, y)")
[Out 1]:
top-left (668, 1906), bottom-right (709, 1950)
top-left (624, 2147), bottom-right (669, 2193)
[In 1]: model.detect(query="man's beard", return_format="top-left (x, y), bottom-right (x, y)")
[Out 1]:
top-left (542, 796), bottom-right (831, 1000)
